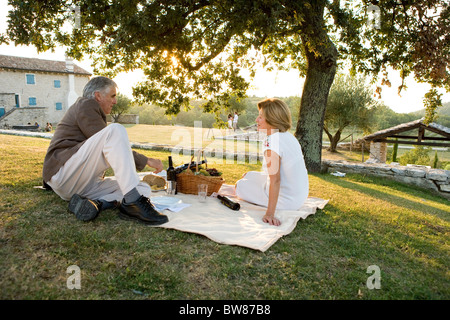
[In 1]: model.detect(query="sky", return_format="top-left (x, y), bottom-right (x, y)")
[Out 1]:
top-left (0, 0), bottom-right (448, 114)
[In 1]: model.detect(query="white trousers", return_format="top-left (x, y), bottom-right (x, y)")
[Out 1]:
top-left (48, 123), bottom-right (151, 202)
top-left (235, 171), bottom-right (306, 210)
top-left (235, 171), bottom-right (270, 207)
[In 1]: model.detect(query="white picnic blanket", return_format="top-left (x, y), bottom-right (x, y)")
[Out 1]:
top-left (150, 183), bottom-right (328, 252)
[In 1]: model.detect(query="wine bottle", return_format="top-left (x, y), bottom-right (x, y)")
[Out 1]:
top-left (167, 156), bottom-right (177, 194)
top-left (217, 195), bottom-right (240, 211)
top-left (167, 156), bottom-right (176, 181)
top-left (175, 160), bottom-right (207, 174)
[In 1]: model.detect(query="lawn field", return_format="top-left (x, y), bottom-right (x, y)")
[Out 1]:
top-left (0, 133), bottom-right (449, 300)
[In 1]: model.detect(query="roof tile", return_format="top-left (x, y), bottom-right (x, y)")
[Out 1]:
top-left (0, 54), bottom-right (91, 75)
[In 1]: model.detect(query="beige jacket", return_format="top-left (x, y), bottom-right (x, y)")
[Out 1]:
top-left (42, 97), bottom-right (148, 183)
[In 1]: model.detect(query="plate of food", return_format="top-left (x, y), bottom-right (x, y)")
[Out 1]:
top-left (143, 174), bottom-right (166, 192)
top-left (151, 185), bottom-right (166, 192)
top-left (151, 196), bottom-right (182, 210)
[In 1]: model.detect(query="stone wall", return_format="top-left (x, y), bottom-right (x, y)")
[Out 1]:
top-left (322, 160), bottom-right (450, 200)
top-left (0, 107), bottom-right (47, 128)
top-left (0, 93), bottom-right (16, 111)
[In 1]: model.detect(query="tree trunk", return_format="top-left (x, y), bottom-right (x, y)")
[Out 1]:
top-left (329, 130), bottom-right (341, 153)
top-left (295, 4), bottom-right (338, 173)
top-left (324, 127), bottom-right (341, 153)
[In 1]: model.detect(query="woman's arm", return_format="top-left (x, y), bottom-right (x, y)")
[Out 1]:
top-left (263, 150), bottom-right (281, 226)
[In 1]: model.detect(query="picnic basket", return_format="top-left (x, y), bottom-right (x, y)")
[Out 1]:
top-left (176, 151), bottom-right (224, 196)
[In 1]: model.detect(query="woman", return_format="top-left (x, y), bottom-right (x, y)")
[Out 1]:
top-left (235, 98), bottom-right (309, 226)
top-left (227, 113), bottom-right (233, 130)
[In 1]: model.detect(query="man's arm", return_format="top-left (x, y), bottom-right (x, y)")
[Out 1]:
top-left (147, 158), bottom-right (163, 173)
top-left (132, 151), bottom-right (163, 173)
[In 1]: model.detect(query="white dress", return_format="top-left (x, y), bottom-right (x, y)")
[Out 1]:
top-left (235, 131), bottom-right (309, 210)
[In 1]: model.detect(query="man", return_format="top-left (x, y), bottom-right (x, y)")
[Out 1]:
top-left (233, 111), bottom-right (238, 131)
top-left (42, 76), bottom-right (168, 225)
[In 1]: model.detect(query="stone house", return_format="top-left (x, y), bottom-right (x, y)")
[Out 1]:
top-left (323, 120), bottom-right (450, 199)
top-left (354, 118), bottom-right (450, 163)
top-left (0, 54), bottom-right (91, 128)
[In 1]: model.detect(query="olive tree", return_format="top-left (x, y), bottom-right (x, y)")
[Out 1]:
top-left (4, 0), bottom-right (448, 172)
top-left (110, 93), bottom-right (132, 123)
top-left (324, 74), bottom-right (375, 152)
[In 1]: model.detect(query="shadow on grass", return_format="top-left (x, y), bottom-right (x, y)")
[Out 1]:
top-left (313, 173), bottom-right (450, 221)
top-left (309, 174), bottom-right (450, 298)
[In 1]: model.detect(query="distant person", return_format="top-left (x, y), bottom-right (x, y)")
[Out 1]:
top-left (235, 98), bottom-right (309, 226)
top-left (233, 111), bottom-right (238, 131)
top-left (42, 76), bottom-right (168, 225)
top-left (34, 122), bottom-right (39, 128)
top-left (45, 122), bottom-right (53, 132)
top-left (227, 113), bottom-right (233, 130)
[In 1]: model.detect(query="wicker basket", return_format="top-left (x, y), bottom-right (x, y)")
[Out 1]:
top-left (176, 151), bottom-right (224, 196)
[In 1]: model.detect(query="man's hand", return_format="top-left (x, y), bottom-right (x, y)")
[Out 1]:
top-left (147, 158), bottom-right (164, 173)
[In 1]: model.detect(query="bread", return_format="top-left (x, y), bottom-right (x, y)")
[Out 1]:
top-left (142, 174), bottom-right (166, 187)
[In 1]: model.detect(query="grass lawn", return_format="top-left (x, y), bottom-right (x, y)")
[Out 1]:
top-left (1, 133), bottom-right (449, 300)
top-left (124, 123), bottom-right (265, 155)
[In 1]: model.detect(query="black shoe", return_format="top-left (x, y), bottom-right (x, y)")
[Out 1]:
top-left (118, 195), bottom-right (168, 225)
top-left (68, 194), bottom-right (102, 222)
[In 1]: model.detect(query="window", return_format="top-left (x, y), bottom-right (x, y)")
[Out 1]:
top-left (54, 80), bottom-right (61, 88)
top-left (26, 74), bottom-right (35, 85)
top-left (29, 97), bottom-right (37, 106)
top-left (56, 102), bottom-right (62, 110)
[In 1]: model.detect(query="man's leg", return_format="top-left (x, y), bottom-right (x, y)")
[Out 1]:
top-left (48, 124), bottom-right (167, 224)
top-left (48, 123), bottom-right (146, 201)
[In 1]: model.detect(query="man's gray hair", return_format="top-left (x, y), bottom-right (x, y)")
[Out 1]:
top-left (83, 76), bottom-right (117, 99)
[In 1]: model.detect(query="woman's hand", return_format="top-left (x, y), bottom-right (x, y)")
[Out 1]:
top-left (147, 158), bottom-right (164, 173)
top-left (262, 213), bottom-right (281, 226)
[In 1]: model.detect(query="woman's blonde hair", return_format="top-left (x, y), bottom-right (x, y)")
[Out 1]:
top-left (257, 98), bottom-right (292, 132)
